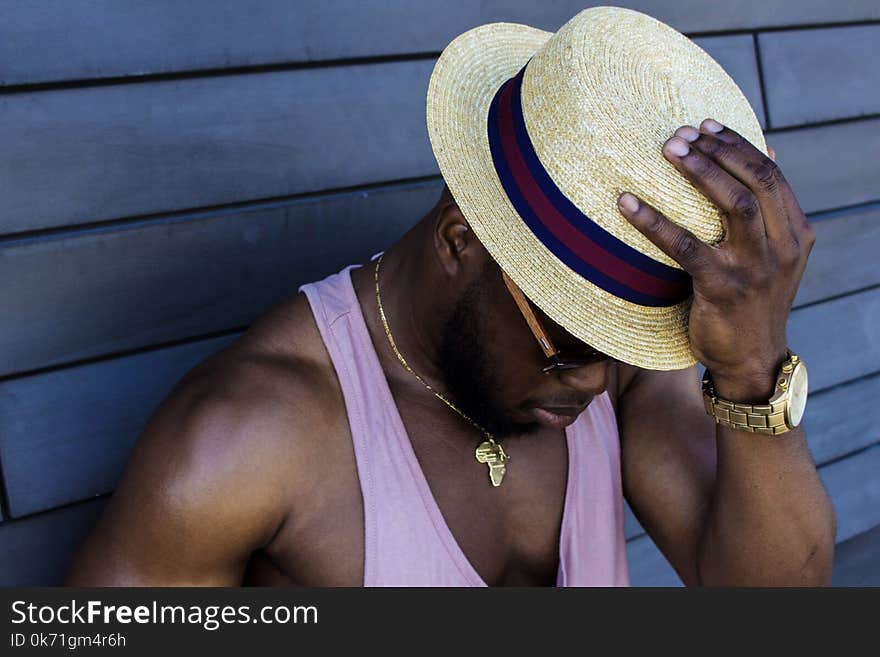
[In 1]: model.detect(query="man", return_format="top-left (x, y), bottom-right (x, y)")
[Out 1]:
top-left (68, 7), bottom-right (834, 586)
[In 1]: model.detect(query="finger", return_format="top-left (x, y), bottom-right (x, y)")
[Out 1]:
top-left (767, 144), bottom-right (776, 162)
top-left (617, 192), bottom-right (715, 276)
top-left (694, 119), bottom-right (797, 240)
top-left (664, 130), bottom-right (767, 249)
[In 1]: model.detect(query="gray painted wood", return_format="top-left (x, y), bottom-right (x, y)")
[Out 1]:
top-left (0, 498), bottom-right (107, 586)
top-left (802, 373), bottom-right (880, 466)
top-left (0, 180), bottom-right (439, 376)
top-left (693, 35), bottom-right (765, 129)
top-left (0, 60), bottom-right (437, 235)
top-left (788, 286), bottom-right (880, 393)
top-left (0, 334), bottom-right (239, 518)
top-left (794, 202), bottom-right (880, 308)
top-left (759, 25), bottom-right (880, 128)
top-left (6, 181), bottom-right (873, 379)
top-left (626, 531), bottom-right (682, 586)
top-left (822, 444), bottom-right (880, 543)
top-left (769, 117), bottom-right (880, 215)
top-left (627, 443), bottom-right (880, 585)
top-left (832, 523), bottom-right (880, 586)
top-left (3, 1), bottom-right (878, 86)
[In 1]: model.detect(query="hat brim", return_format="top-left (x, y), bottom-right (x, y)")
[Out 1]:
top-left (427, 21), bottom-right (704, 371)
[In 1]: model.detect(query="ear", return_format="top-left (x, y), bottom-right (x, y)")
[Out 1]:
top-left (432, 198), bottom-right (479, 277)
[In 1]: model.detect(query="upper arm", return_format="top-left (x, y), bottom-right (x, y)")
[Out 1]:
top-left (66, 358), bottom-right (300, 586)
top-left (617, 364), bottom-right (717, 585)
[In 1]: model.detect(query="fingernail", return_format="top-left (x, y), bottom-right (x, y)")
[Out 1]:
top-left (664, 137), bottom-right (690, 157)
top-left (702, 118), bottom-right (724, 133)
top-left (618, 192), bottom-right (639, 213)
top-left (675, 126), bottom-right (700, 142)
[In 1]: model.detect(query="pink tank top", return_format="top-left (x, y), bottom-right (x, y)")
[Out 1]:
top-left (299, 260), bottom-right (629, 586)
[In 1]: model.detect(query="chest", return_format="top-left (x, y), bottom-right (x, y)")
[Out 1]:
top-left (253, 399), bottom-right (572, 587)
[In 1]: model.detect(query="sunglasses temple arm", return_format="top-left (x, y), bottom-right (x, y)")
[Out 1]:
top-left (501, 272), bottom-right (558, 358)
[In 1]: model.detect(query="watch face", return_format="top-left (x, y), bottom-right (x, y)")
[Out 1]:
top-left (786, 362), bottom-right (809, 427)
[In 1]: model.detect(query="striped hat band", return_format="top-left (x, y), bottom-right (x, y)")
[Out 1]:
top-left (486, 63), bottom-right (692, 307)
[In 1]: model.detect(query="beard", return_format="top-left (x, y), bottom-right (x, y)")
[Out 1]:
top-left (437, 265), bottom-right (542, 440)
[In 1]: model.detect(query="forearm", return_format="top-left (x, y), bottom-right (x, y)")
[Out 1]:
top-left (696, 371), bottom-right (836, 586)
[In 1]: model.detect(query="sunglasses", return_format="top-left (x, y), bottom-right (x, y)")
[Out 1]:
top-left (501, 271), bottom-right (614, 373)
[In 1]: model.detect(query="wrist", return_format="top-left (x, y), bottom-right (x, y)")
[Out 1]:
top-left (708, 349), bottom-right (789, 403)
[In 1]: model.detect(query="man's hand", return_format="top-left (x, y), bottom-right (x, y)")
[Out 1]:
top-left (617, 118), bottom-right (815, 401)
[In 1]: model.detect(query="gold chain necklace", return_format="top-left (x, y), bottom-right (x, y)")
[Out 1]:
top-left (374, 253), bottom-right (509, 487)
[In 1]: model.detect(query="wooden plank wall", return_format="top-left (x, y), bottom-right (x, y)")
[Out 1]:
top-left (1, 1), bottom-right (878, 586)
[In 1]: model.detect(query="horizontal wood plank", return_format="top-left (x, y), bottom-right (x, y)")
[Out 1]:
top-left (832, 523), bottom-right (880, 586)
top-left (0, 60), bottom-right (437, 235)
top-left (3, 1), bottom-right (878, 86)
top-left (794, 203), bottom-right (880, 307)
top-left (821, 444), bottom-right (880, 543)
top-left (0, 181), bottom-right (439, 376)
top-left (769, 117), bottom-right (880, 215)
top-left (789, 286), bottom-right (880, 392)
top-left (0, 335), bottom-right (239, 518)
top-left (0, 498), bottom-right (107, 586)
top-left (628, 443), bottom-right (880, 585)
top-left (760, 25), bottom-right (880, 128)
top-left (802, 373), bottom-right (880, 466)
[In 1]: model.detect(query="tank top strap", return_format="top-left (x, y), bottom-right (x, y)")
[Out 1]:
top-left (559, 390), bottom-right (630, 586)
top-left (299, 262), bottom-right (484, 586)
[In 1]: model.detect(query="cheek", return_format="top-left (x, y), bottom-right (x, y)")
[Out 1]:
top-left (482, 332), bottom-right (547, 403)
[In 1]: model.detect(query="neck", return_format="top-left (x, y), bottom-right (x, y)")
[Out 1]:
top-left (355, 223), bottom-right (452, 399)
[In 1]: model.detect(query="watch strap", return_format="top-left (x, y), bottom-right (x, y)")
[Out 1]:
top-left (701, 391), bottom-right (790, 435)
top-left (701, 368), bottom-right (792, 435)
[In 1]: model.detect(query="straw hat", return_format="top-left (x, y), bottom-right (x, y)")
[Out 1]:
top-left (426, 6), bottom-right (767, 370)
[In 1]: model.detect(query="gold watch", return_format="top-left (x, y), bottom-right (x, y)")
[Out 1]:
top-left (701, 349), bottom-right (808, 435)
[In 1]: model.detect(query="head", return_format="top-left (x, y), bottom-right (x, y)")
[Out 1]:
top-left (427, 185), bottom-right (614, 439)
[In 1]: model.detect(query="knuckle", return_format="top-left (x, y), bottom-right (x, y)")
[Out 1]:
top-left (801, 223), bottom-right (817, 257)
top-left (672, 232), bottom-right (700, 262)
top-left (730, 190), bottom-right (760, 219)
top-left (802, 221), bottom-right (817, 245)
top-left (751, 159), bottom-right (783, 191)
top-left (641, 207), bottom-right (665, 234)
top-left (779, 239), bottom-right (800, 266)
top-left (691, 153), bottom-right (717, 180)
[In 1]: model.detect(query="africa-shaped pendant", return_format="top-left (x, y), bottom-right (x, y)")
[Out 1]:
top-left (475, 438), bottom-right (509, 487)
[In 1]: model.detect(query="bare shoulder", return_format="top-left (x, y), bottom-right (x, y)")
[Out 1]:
top-left (147, 291), bottom-right (344, 502)
top-left (68, 292), bottom-right (347, 584)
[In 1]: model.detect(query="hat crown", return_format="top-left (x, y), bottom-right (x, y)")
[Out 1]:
top-left (516, 7), bottom-right (765, 266)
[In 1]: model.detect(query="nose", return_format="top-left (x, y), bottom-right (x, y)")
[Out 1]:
top-left (557, 359), bottom-right (610, 396)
